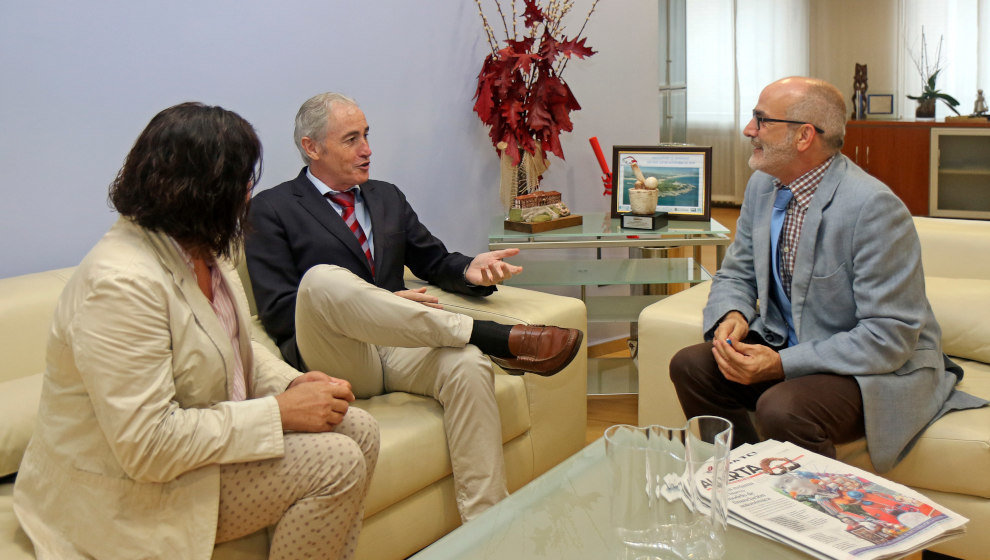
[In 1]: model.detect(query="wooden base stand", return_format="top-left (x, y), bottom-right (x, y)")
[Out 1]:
top-left (503, 214), bottom-right (583, 233)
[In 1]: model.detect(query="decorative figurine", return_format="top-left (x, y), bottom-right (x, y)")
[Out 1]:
top-left (852, 63), bottom-right (868, 119)
top-left (624, 156), bottom-right (660, 216)
top-left (974, 89), bottom-right (988, 116)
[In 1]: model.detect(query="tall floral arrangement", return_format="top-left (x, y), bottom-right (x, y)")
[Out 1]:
top-left (473, 0), bottom-right (598, 167)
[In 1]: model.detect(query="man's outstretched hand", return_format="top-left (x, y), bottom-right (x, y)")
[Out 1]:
top-left (466, 248), bottom-right (524, 286)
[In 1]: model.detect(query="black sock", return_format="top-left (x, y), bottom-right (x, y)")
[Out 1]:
top-left (469, 320), bottom-right (514, 358)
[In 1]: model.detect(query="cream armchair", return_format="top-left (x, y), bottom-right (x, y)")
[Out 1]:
top-left (0, 264), bottom-right (588, 560)
top-left (637, 217), bottom-right (990, 560)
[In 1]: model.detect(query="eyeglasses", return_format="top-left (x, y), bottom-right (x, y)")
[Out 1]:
top-left (752, 111), bottom-right (824, 134)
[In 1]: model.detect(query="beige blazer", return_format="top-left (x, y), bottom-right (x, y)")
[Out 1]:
top-left (13, 218), bottom-right (299, 559)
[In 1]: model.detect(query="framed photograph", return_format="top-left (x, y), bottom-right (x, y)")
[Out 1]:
top-left (867, 94), bottom-right (894, 116)
top-left (611, 145), bottom-right (712, 221)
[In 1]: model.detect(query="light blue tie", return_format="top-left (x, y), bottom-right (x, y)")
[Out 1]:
top-left (770, 187), bottom-right (793, 280)
top-left (770, 187), bottom-right (796, 347)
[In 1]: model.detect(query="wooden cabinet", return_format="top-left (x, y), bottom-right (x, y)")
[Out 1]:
top-left (842, 120), bottom-right (990, 216)
top-left (842, 121), bottom-right (931, 215)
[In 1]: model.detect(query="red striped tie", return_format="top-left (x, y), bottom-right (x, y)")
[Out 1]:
top-left (326, 190), bottom-right (375, 275)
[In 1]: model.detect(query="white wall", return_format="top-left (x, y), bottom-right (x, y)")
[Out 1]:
top-left (810, 0), bottom-right (901, 118)
top-left (0, 1), bottom-right (659, 279)
top-left (809, 3), bottom-right (978, 126)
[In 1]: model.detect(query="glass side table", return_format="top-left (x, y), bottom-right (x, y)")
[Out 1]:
top-left (489, 211), bottom-right (731, 265)
top-left (488, 212), bottom-right (730, 394)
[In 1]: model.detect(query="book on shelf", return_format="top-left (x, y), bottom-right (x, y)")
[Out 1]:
top-left (694, 439), bottom-right (967, 560)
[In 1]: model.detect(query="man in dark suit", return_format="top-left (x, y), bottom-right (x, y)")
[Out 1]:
top-left (245, 92), bottom-right (582, 521)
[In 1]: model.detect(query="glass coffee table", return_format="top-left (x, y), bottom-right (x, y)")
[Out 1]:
top-left (410, 438), bottom-right (814, 559)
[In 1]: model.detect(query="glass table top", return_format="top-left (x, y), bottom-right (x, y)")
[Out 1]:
top-left (489, 211), bottom-right (730, 243)
top-left (502, 257), bottom-right (710, 287)
top-left (410, 439), bottom-right (815, 559)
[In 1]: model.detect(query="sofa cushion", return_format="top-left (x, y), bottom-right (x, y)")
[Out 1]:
top-left (915, 217), bottom-right (990, 281)
top-left (0, 374), bottom-right (43, 477)
top-left (926, 276), bottom-right (990, 363)
top-left (353, 373), bottom-right (530, 517)
top-left (0, 268), bottom-right (74, 384)
top-left (837, 357), bottom-right (990, 499)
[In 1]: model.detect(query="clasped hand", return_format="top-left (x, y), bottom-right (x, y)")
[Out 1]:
top-left (275, 371), bottom-right (355, 432)
top-left (711, 311), bottom-right (784, 385)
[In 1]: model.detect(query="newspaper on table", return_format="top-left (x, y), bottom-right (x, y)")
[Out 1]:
top-left (694, 439), bottom-right (967, 560)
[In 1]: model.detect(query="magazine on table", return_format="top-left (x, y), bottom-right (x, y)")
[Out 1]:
top-left (694, 439), bottom-right (967, 560)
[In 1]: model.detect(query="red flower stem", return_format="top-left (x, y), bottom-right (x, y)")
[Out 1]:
top-left (511, 0), bottom-right (517, 39)
top-left (474, 0), bottom-right (500, 55)
top-left (493, 0), bottom-right (511, 43)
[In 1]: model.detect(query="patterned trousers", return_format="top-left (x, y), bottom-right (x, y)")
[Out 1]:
top-left (215, 407), bottom-right (379, 560)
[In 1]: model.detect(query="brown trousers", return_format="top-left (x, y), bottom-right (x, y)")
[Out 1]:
top-left (668, 339), bottom-right (865, 459)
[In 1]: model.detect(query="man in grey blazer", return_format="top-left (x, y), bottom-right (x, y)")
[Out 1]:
top-left (669, 77), bottom-right (985, 473)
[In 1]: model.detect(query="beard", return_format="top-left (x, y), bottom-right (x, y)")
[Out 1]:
top-left (748, 131), bottom-right (797, 176)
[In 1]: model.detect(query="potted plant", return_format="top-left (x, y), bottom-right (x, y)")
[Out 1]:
top-left (907, 30), bottom-right (960, 120)
top-left (473, 0), bottom-right (598, 210)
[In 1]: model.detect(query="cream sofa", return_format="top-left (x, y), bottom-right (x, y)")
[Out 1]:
top-left (638, 216), bottom-right (990, 560)
top-left (0, 265), bottom-right (588, 560)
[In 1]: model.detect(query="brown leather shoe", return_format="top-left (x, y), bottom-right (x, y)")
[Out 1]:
top-left (490, 325), bottom-right (584, 377)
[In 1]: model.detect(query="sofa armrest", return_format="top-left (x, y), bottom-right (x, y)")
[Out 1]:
top-left (0, 267), bottom-right (75, 384)
top-left (404, 271), bottom-right (588, 475)
top-left (637, 281), bottom-right (710, 428)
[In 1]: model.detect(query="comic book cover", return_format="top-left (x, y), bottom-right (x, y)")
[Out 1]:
top-left (694, 440), bottom-right (966, 560)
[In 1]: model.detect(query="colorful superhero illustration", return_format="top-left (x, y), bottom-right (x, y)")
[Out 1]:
top-left (772, 470), bottom-right (943, 545)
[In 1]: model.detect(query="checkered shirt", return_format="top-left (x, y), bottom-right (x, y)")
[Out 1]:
top-left (774, 156), bottom-right (835, 296)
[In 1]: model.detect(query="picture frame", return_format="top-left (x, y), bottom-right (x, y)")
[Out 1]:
top-left (610, 145), bottom-right (712, 221)
top-left (867, 94), bottom-right (894, 116)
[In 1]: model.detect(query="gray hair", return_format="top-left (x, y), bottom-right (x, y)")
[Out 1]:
top-left (293, 92), bottom-right (359, 164)
top-left (787, 80), bottom-right (847, 153)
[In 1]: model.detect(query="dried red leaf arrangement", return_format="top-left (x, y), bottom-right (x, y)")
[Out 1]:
top-left (473, 0), bottom-right (598, 166)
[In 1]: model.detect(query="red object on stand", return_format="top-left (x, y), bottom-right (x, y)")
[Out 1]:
top-left (588, 137), bottom-right (612, 196)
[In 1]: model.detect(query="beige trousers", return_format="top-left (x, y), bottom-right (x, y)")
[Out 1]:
top-left (215, 407), bottom-right (379, 560)
top-left (293, 265), bottom-right (508, 521)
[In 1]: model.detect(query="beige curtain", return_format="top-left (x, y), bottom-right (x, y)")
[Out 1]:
top-left (684, 0), bottom-right (811, 204)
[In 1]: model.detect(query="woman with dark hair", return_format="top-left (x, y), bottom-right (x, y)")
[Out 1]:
top-left (13, 102), bottom-right (379, 560)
